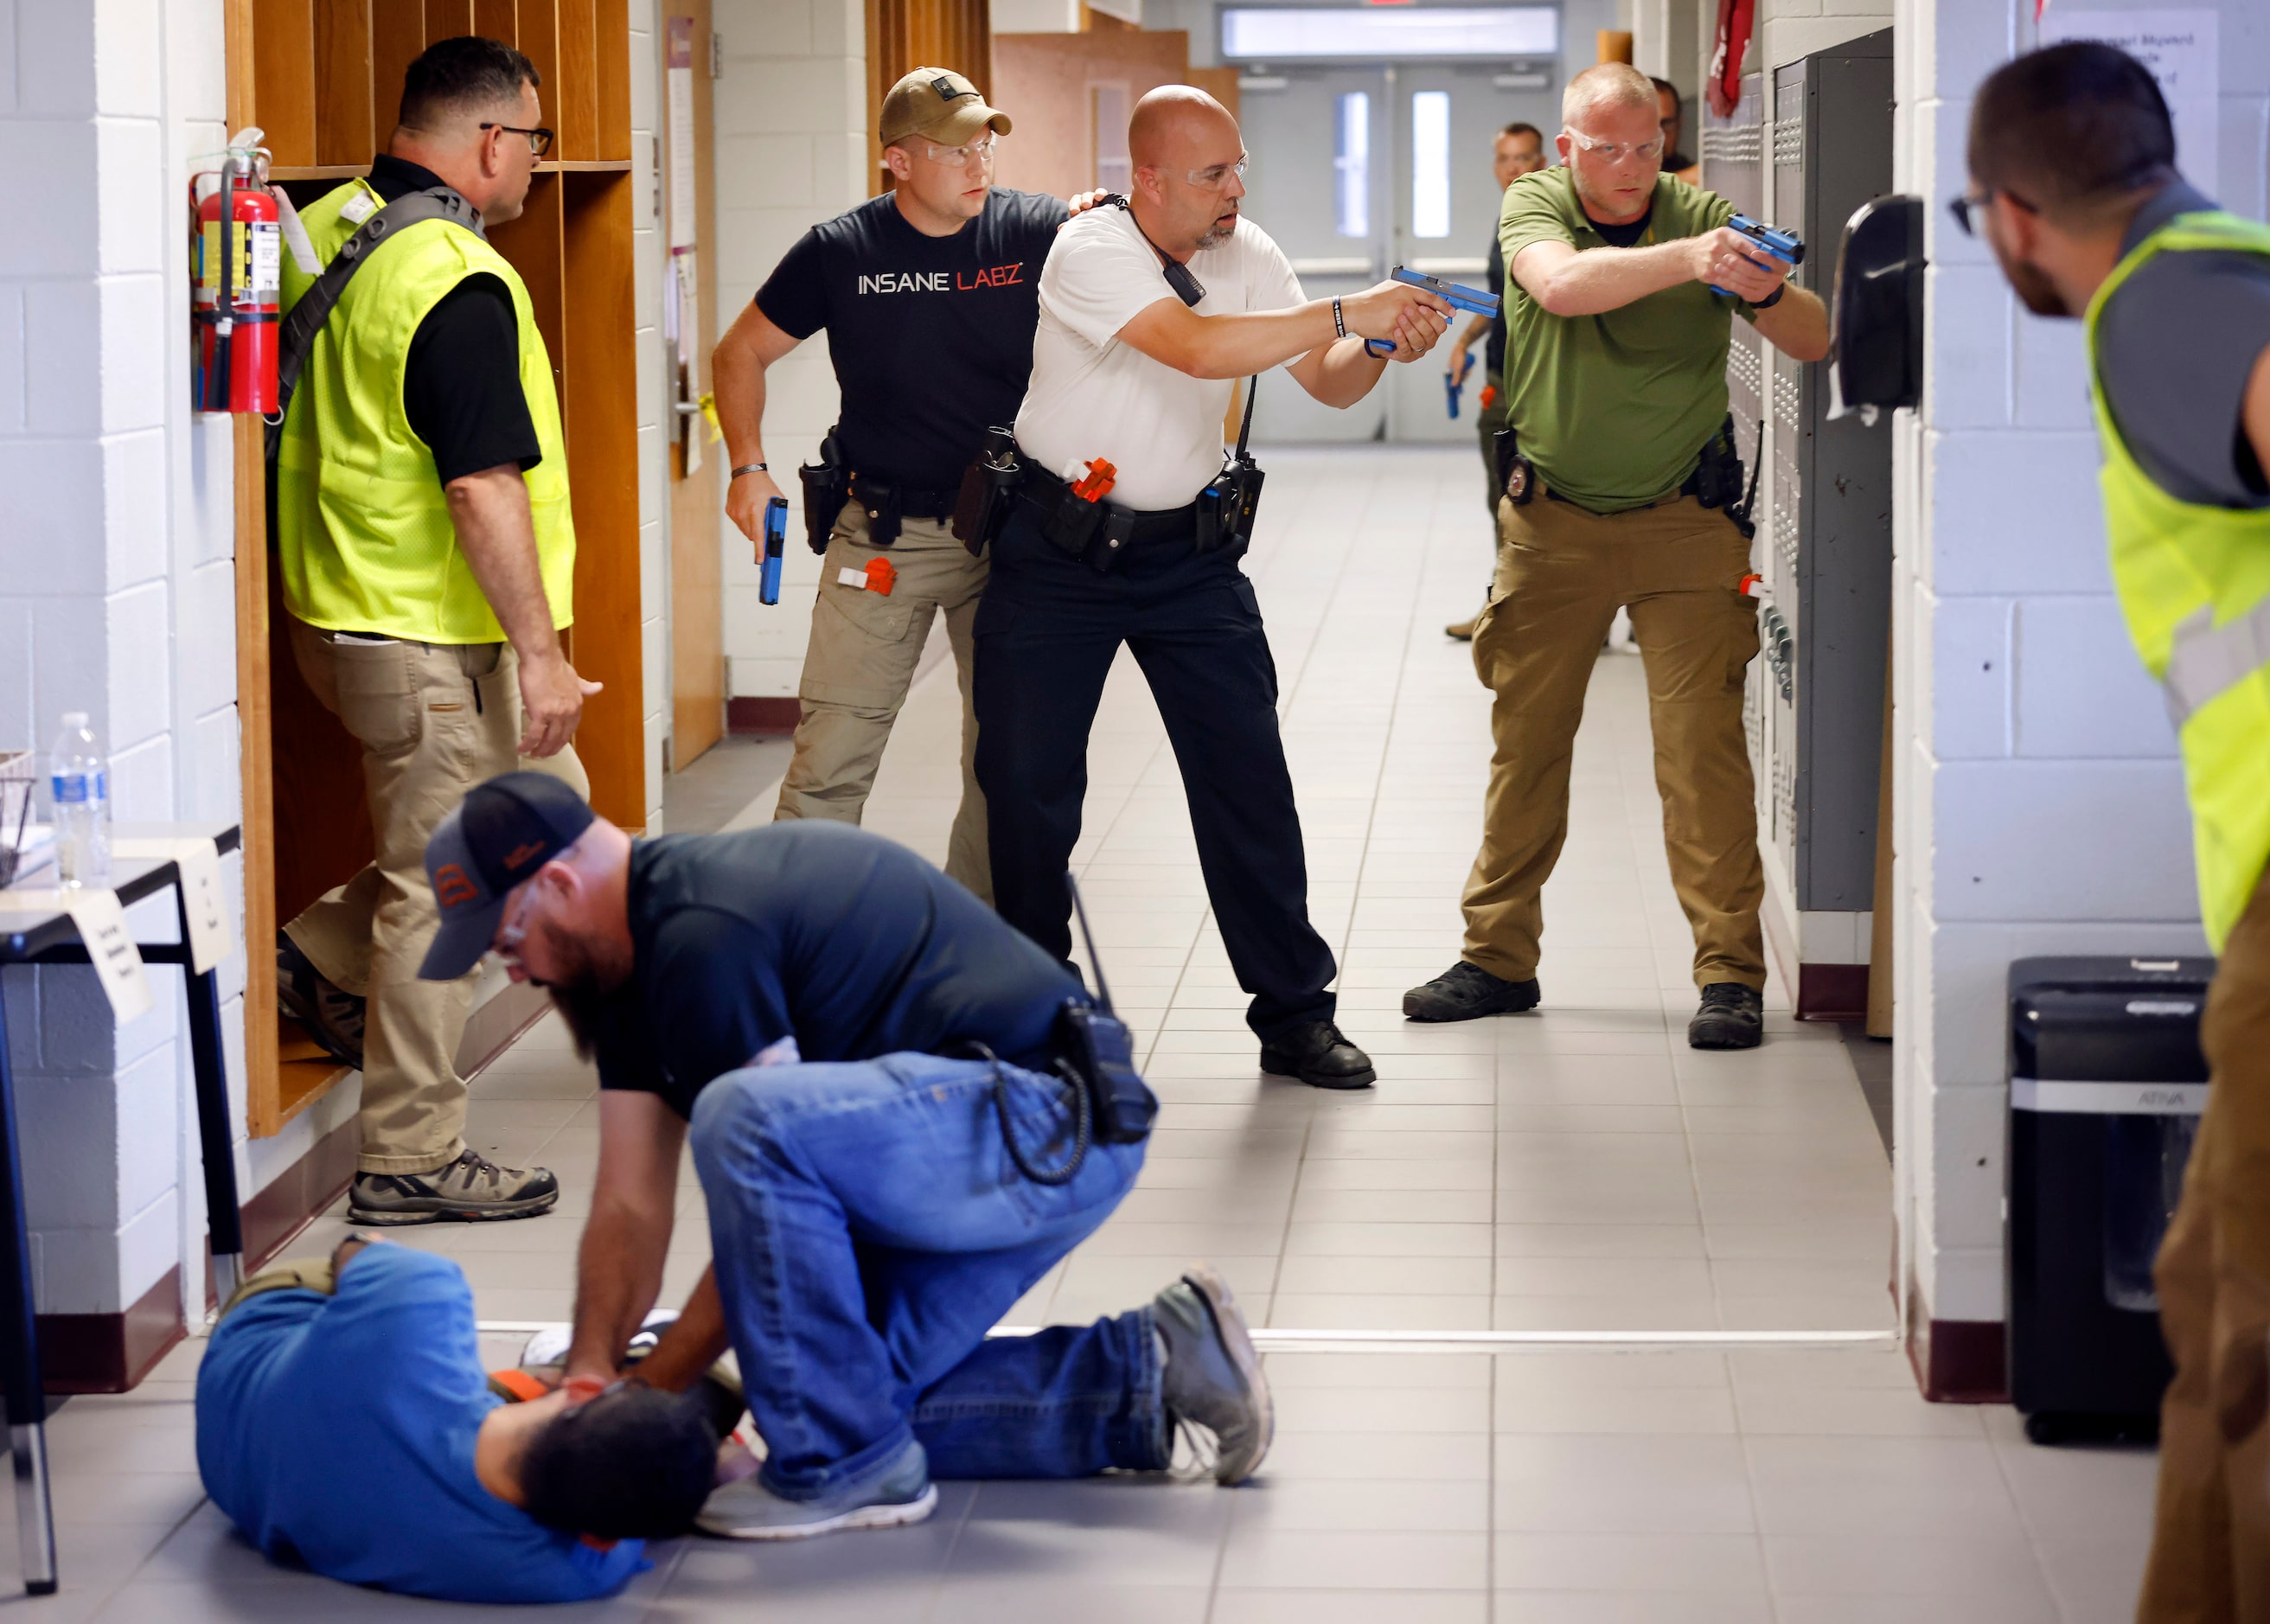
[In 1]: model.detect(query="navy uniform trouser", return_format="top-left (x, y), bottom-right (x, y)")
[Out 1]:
top-left (972, 505), bottom-right (1337, 1042)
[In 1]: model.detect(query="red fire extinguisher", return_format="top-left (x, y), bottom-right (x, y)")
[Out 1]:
top-left (190, 127), bottom-right (279, 415)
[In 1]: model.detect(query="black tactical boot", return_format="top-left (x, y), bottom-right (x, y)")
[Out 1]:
top-left (1402, 961), bottom-right (1540, 1023)
top-left (1259, 1020), bottom-right (1376, 1090)
top-left (1688, 983), bottom-right (1765, 1051)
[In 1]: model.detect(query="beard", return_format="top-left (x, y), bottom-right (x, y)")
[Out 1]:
top-left (532, 920), bottom-right (618, 1060)
top-left (1196, 210), bottom-right (1237, 250)
top-left (1994, 245), bottom-right (2071, 317)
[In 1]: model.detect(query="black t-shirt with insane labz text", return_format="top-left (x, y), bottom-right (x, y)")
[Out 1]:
top-left (588, 822), bottom-right (1083, 1122)
top-left (754, 188), bottom-right (1069, 491)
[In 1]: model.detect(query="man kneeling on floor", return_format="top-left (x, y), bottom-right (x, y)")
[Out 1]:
top-left (415, 771), bottom-right (1272, 1538)
top-left (195, 1233), bottom-right (716, 1602)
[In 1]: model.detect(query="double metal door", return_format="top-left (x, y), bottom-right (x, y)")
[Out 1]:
top-left (1238, 64), bottom-right (1554, 442)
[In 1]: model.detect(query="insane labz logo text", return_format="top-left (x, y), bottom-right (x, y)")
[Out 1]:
top-left (856, 264), bottom-right (1028, 294)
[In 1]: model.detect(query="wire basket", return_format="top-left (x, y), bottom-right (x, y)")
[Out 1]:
top-left (0, 752), bottom-right (34, 890)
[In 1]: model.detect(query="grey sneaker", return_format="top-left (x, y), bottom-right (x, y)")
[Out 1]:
top-left (277, 931), bottom-right (365, 1071)
top-left (1154, 1263), bottom-right (1273, 1485)
top-left (696, 1438), bottom-right (937, 1540)
top-left (348, 1149), bottom-right (560, 1225)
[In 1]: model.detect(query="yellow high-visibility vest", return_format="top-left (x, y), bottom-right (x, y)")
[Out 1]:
top-left (275, 177), bottom-right (574, 643)
top-left (2085, 209), bottom-right (2270, 949)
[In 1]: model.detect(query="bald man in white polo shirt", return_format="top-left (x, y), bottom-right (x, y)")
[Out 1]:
top-left (971, 86), bottom-right (1449, 1093)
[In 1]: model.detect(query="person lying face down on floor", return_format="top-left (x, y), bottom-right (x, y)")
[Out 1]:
top-left (414, 770), bottom-right (1272, 1540)
top-left (194, 1232), bottom-right (718, 1602)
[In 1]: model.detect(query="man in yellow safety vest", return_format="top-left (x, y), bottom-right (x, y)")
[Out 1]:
top-left (272, 36), bottom-right (598, 1226)
top-left (1965, 42), bottom-right (2270, 1618)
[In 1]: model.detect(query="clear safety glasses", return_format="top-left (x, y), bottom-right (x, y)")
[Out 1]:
top-left (1181, 155), bottom-right (1249, 190)
top-left (1561, 126), bottom-right (1665, 166)
top-left (923, 133), bottom-right (1001, 168)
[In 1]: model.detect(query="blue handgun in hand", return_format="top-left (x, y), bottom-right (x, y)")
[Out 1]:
top-left (759, 496), bottom-right (787, 605)
top-left (1445, 367), bottom-right (1464, 419)
top-left (1709, 214), bottom-right (1805, 297)
top-left (1366, 265), bottom-right (1501, 356)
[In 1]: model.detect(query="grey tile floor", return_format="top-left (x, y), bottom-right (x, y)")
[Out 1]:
top-left (10, 447), bottom-right (2156, 1619)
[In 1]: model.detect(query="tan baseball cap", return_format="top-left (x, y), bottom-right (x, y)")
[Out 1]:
top-left (879, 67), bottom-right (1010, 149)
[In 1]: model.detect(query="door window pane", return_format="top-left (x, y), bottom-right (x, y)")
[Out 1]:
top-left (1412, 90), bottom-right (1450, 238)
top-left (1335, 91), bottom-right (1370, 239)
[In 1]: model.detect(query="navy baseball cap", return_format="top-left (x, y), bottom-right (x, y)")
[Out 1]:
top-left (418, 772), bottom-right (597, 981)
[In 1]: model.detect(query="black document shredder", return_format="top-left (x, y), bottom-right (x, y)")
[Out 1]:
top-left (2007, 956), bottom-right (2214, 1440)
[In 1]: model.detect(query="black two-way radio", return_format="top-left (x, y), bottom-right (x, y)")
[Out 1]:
top-left (982, 871), bottom-right (1159, 1186)
top-left (1197, 375), bottom-right (1263, 553)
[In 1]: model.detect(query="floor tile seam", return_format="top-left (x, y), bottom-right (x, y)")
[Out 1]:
top-left (93, 1487), bottom-right (214, 1613)
top-left (1320, 479), bottom-right (1427, 1030)
top-left (912, 1476), bottom-right (982, 1622)
top-left (1976, 1400), bottom-right (2074, 1602)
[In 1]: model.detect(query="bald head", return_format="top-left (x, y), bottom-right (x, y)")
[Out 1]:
top-left (1129, 86), bottom-right (1236, 169)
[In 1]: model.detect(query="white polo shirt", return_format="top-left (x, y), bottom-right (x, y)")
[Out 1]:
top-left (1014, 206), bottom-right (1305, 513)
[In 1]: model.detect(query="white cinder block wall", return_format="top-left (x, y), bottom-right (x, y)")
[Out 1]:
top-left (713, 0), bottom-right (866, 707)
top-left (1890, 0), bottom-right (2270, 1336)
top-left (0, 0), bottom-right (248, 1328)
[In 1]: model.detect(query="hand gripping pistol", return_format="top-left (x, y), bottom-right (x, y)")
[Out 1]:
top-left (1709, 215), bottom-right (1805, 297)
top-left (1365, 265), bottom-right (1499, 358)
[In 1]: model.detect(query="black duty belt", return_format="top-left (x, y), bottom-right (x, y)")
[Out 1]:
top-left (1017, 462), bottom-right (1199, 547)
top-left (849, 471), bottom-right (960, 524)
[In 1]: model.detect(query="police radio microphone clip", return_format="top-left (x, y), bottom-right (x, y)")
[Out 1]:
top-left (758, 496), bottom-right (788, 604)
top-left (1709, 215), bottom-right (1805, 297)
top-left (1365, 265), bottom-right (1500, 357)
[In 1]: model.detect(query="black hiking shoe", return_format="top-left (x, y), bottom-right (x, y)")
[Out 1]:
top-left (1402, 961), bottom-right (1540, 1023)
top-left (277, 930), bottom-right (365, 1071)
top-left (1688, 983), bottom-right (1765, 1050)
top-left (1258, 1020), bottom-right (1376, 1090)
top-left (349, 1149), bottom-right (560, 1225)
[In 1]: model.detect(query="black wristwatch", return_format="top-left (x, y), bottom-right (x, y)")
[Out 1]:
top-left (1754, 285), bottom-right (1786, 310)
top-left (731, 462), bottom-right (769, 479)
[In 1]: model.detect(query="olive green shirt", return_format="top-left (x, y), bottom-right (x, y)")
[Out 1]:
top-left (1498, 167), bottom-right (1759, 513)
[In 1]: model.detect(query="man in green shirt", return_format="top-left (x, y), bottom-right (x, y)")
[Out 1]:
top-left (1404, 61), bottom-right (1828, 1051)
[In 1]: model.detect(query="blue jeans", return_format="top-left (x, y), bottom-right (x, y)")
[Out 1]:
top-left (688, 1052), bottom-right (1162, 1500)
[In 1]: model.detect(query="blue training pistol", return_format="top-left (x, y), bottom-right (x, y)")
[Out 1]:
top-left (759, 496), bottom-right (787, 605)
top-left (1366, 265), bottom-right (1500, 356)
top-left (1709, 214), bottom-right (1805, 297)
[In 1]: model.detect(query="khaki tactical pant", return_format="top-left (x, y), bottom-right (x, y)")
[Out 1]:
top-left (283, 618), bottom-right (587, 1174)
top-left (776, 508), bottom-right (991, 901)
top-left (2139, 873), bottom-right (2270, 1622)
top-left (1463, 488), bottom-right (1767, 989)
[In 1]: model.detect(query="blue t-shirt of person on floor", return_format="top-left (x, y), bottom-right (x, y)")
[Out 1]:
top-left (195, 1244), bottom-right (647, 1603)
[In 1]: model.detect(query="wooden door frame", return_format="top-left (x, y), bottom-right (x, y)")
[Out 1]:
top-left (666, 0), bottom-right (724, 769)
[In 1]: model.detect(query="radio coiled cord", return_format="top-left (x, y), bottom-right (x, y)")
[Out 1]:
top-left (969, 1042), bottom-right (1090, 1186)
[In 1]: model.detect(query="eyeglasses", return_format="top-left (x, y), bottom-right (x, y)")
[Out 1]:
top-left (1181, 155), bottom-right (1249, 190)
top-left (481, 122), bottom-right (555, 158)
top-left (922, 133), bottom-right (1001, 168)
top-left (1947, 186), bottom-right (2037, 237)
top-left (1562, 127), bottom-right (1666, 166)
top-left (495, 880), bottom-right (541, 958)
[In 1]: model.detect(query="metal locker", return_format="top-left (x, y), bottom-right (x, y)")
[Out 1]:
top-left (1709, 32), bottom-right (1896, 1013)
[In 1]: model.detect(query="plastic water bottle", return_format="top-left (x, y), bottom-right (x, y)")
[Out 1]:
top-left (48, 713), bottom-right (109, 887)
